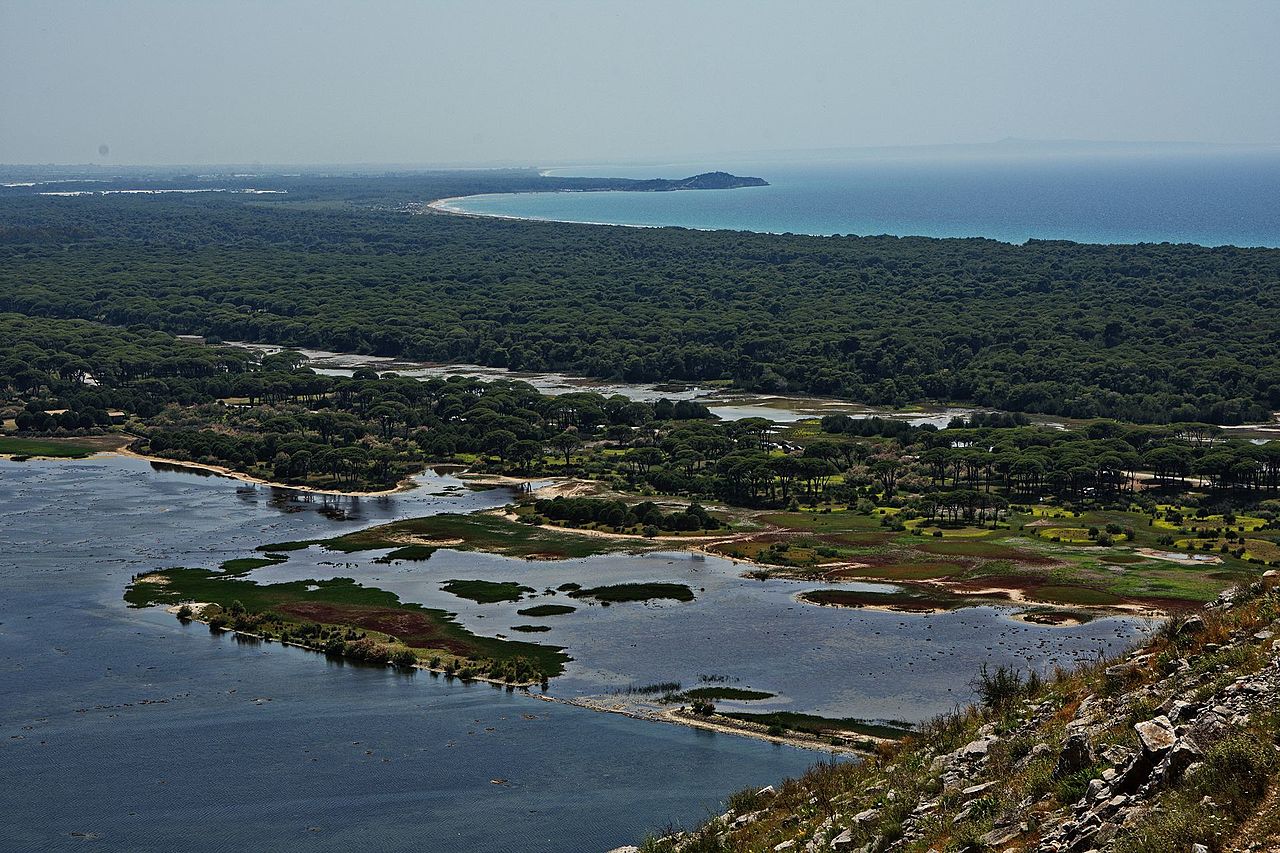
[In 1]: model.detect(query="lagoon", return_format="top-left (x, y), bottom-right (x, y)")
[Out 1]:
top-left (0, 457), bottom-right (815, 852)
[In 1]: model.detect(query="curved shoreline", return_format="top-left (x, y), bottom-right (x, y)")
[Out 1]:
top-left (112, 446), bottom-right (422, 497)
top-left (426, 194), bottom-right (663, 230)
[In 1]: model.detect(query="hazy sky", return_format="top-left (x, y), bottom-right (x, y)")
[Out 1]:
top-left (3, 0), bottom-right (1278, 165)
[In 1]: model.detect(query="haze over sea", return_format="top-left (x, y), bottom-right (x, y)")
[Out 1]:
top-left (446, 145), bottom-right (1280, 248)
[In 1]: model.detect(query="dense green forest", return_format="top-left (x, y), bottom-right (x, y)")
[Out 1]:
top-left (2, 172), bottom-right (1280, 424)
top-left (4, 314), bottom-right (1280, 514)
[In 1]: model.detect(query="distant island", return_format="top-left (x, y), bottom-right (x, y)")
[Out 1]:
top-left (618, 171), bottom-right (769, 191)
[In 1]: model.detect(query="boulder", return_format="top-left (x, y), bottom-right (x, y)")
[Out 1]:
top-left (978, 824), bottom-right (1020, 847)
top-left (957, 737), bottom-right (993, 758)
top-left (851, 808), bottom-right (880, 826)
top-left (1177, 614), bottom-right (1205, 636)
top-left (829, 829), bottom-right (855, 851)
top-left (1055, 732), bottom-right (1094, 779)
top-left (1164, 738), bottom-right (1202, 782)
top-left (1134, 716), bottom-right (1176, 755)
top-left (962, 781), bottom-right (998, 798)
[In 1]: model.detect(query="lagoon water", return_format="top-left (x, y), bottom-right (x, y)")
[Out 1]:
top-left (0, 455), bottom-right (1151, 850)
top-left (252, 547), bottom-right (1147, 722)
top-left (444, 149), bottom-right (1280, 247)
top-left (0, 457), bottom-right (817, 852)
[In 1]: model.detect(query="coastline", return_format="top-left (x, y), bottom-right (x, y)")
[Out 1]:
top-left (113, 446), bottom-right (422, 497)
top-left (426, 194), bottom-right (662, 229)
top-left (553, 694), bottom-right (873, 755)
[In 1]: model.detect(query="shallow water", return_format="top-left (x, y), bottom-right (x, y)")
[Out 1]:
top-left (0, 457), bottom-right (818, 852)
top-left (228, 341), bottom-right (1021, 427)
top-left (249, 546), bottom-right (1150, 721)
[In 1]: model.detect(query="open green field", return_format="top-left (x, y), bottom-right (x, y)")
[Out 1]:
top-left (733, 502), bottom-right (1264, 612)
top-left (0, 435), bottom-right (117, 458)
top-left (757, 510), bottom-right (884, 534)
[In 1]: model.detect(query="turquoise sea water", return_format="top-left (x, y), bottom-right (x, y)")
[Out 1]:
top-left (445, 151), bottom-right (1280, 247)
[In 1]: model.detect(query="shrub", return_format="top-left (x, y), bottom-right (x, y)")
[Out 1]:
top-left (973, 663), bottom-right (1029, 711)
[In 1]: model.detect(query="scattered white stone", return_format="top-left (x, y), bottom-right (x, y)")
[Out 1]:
top-left (962, 781), bottom-right (998, 797)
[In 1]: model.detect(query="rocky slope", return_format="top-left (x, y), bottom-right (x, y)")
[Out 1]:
top-left (629, 571), bottom-right (1280, 853)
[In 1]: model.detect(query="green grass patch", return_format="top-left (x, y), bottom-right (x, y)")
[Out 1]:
top-left (0, 436), bottom-right (103, 458)
top-left (915, 540), bottom-right (1030, 559)
top-left (830, 561), bottom-right (964, 581)
top-left (903, 520), bottom-right (998, 538)
top-left (1036, 527), bottom-right (1096, 544)
top-left (568, 583), bottom-right (694, 603)
top-left (376, 544), bottom-right (437, 562)
top-left (218, 555), bottom-right (288, 575)
top-left (255, 540), bottom-right (316, 552)
top-left (323, 512), bottom-right (627, 560)
top-left (757, 511), bottom-right (883, 534)
top-left (441, 579), bottom-right (535, 604)
top-left (516, 604), bottom-right (577, 617)
top-left (725, 711), bottom-right (912, 741)
top-left (1100, 554), bottom-right (1147, 564)
top-left (509, 624), bottom-right (552, 633)
top-left (801, 587), bottom-right (969, 612)
top-left (1105, 567), bottom-right (1236, 603)
top-left (1027, 585), bottom-right (1125, 606)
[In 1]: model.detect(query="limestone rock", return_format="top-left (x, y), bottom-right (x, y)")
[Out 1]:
top-left (1134, 716), bottom-right (1176, 755)
top-left (828, 829), bottom-right (854, 851)
top-left (1055, 732), bottom-right (1094, 779)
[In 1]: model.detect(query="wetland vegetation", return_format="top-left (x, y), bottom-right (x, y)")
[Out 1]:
top-left (124, 568), bottom-right (567, 683)
top-left (5, 309), bottom-right (1279, 626)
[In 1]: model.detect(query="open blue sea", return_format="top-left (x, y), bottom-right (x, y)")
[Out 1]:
top-left (446, 149), bottom-right (1280, 247)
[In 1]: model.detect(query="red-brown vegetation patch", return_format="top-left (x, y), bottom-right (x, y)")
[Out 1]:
top-left (275, 602), bottom-right (475, 656)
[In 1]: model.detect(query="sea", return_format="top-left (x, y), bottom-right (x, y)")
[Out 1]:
top-left (442, 146), bottom-right (1280, 247)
